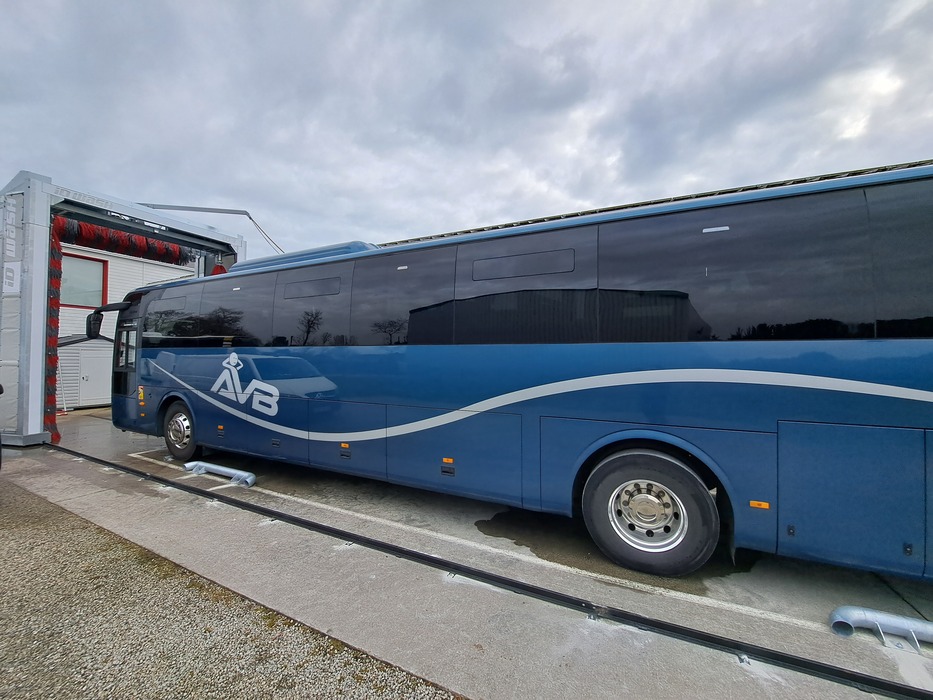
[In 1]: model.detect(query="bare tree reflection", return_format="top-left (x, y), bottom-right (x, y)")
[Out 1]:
top-left (371, 318), bottom-right (408, 344)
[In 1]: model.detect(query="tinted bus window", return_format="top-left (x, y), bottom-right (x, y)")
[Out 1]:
top-left (199, 274), bottom-right (275, 347)
top-left (867, 179), bottom-right (933, 338)
top-left (598, 190), bottom-right (873, 341)
top-left (455, 226), bottom-right (598, 343)
top-left (273, 263), bottom-right (353, 346)
top-left (141, 287), bottom-right (202, 348)
top-left (351, 248), bottom-right (456, 345)
top-left (473, 248), bottom-right (575, 280)
top-left (283, 277), bottom-right (341, 299)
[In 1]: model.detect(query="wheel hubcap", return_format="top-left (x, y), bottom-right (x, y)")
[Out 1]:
top-left (608, 480), bottom-right (688, 553)
top-left (167, 412), bottom-right (191, 450)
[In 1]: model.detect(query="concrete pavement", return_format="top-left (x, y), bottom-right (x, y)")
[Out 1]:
top-left (3, 408), bottom-right (931, 698)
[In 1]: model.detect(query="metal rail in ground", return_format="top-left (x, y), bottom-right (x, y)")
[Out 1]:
top-left (50, 443), bottom-right (933, 700)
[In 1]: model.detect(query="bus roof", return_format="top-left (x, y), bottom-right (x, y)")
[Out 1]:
top-left (381, 158), bottom-right (933, 248)
top-left (143, 158), bottom-right (933, 292)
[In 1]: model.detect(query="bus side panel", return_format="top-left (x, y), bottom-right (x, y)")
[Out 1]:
top-left (927, 432), bottom-right (933, 579)
top-left (307, 401), bottom-right (387, 479)
top-left (209, 394), bottom-right (309, 465)
top-left (539, 417), bottom-right (778, 554)
top-left (387, 406), bottom-right (523, 506)
top-left (777, 422), bottom-right (925, 577)
top-left (112, 394), bottom-right (140, 431)
top-left (270, 395), bottom-right (310, 464)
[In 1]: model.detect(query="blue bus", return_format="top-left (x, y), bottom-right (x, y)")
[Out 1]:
top-left (91, 160), bottom-right (933, 578)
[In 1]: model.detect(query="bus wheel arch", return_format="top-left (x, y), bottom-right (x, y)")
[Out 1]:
top-left (574, 437), bottom-right (732, 576)
top-left (161, 399), bottom-right (202, 461)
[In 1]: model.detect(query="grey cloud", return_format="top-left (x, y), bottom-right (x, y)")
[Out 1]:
top-left (1, 0), bottom-right (931, 255)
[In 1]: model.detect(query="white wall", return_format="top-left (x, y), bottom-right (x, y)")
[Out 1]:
top-left (59, 243), bottom-right (196, 339)
top-left (56, 244), bottom-right (196, 409)
top-left (57, 340), bottom-right (113, 409)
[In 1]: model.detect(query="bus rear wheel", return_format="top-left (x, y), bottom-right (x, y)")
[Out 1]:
top-left (582, 449), bottom-right (719, 577)
top-left (163, 401), bottom-right (201, 461)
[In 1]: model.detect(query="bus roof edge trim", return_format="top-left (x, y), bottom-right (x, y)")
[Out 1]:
top-left (380, 158), bottom-right (933, 248)
top-left (230, 241), bottom-right (378, 272)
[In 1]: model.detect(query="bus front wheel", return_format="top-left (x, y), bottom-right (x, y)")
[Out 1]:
top-left (163, 401), bottom-right (201, 461)
top-left (582, 449), bottom-right (719, 577)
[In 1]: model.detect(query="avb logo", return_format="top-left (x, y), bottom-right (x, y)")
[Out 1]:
top-left (210, 353), bottom-right (280, 416)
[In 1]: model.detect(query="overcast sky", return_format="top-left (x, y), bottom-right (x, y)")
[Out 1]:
top-left (2, 0), bottom-right (931, 258)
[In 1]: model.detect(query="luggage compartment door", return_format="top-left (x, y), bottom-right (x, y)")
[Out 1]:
top-left (778, 422), bottom-right (924, 577)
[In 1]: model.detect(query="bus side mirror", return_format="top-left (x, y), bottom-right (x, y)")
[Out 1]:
top-left (86, 311), bottom-right (103, 339)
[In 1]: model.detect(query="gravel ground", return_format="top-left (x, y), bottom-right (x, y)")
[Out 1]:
top-left (0, 478), bottom-right (460, 699)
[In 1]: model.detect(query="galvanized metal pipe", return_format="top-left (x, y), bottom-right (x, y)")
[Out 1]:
top-left (184, 460), bottom-right (256, 487)
top-left (830, 605), bottom-right (933, 652)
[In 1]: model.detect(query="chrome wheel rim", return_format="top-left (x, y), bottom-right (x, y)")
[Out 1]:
top-left (167, 411), bottom-right (192, 451)
top-left (608, 479), bottom-right (688, 552)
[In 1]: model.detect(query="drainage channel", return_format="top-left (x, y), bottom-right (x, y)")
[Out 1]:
top-left (51, 444), bottom-right (931, 700)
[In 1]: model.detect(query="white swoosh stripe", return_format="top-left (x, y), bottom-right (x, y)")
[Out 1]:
top-left (152, 364), bottom-right (933, 443)
top-left (152, 363), bottom-right (309, 439)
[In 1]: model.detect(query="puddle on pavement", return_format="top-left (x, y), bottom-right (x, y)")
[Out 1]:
top-left (79, 437), bottom-right (755, 598)
top-left (475, 507), bottom-right (756, 596)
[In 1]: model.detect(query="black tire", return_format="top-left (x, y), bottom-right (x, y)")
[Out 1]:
top-left (582, 449), bottom-right (719, 577)
top-left (162, 401), bottom-right (201, 461)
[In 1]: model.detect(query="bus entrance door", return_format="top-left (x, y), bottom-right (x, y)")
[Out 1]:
top-left (114, 323), bottom-right (138, 393)
top-left (111, 319), bottom-right (139, 426)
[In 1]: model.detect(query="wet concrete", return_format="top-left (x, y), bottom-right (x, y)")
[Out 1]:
top-left (6, 408), bottom-right (933, 696)
top-left (474, 507), bottom-right (759, 597)
top-left (73, 406), bottom-right (933, 628)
